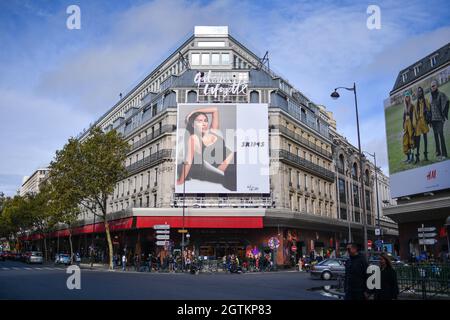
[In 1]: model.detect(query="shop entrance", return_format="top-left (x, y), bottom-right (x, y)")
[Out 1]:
top-left (199, 240), bottom-right (245, 259)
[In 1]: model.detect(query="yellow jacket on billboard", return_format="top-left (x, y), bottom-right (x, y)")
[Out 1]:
top-left (413, 98), bottom-right (430, 136)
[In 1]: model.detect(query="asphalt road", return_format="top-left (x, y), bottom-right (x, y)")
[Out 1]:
top-left (0, 260), bottom-right (338, 300)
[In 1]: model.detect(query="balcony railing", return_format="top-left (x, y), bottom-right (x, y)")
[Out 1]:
top-left (129, 125), bottom-right (175, 154)
top-left (126, 149), bottom-right (173, 175)
top-left (272, 149), bottom-right (335, 182)
top-left (272, 125), bottom-right (332, 159)
top-left (171, 195), bottom-right (273, 208)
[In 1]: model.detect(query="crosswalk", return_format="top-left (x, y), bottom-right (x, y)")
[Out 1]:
top-left (0, 265), bottom-right (67, 271)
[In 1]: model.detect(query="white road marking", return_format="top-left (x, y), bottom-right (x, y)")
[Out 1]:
top-left (24, 268), bottom-right (32, 270)
top-left (2, 267), bottom-right (10, 270)
top-left (12, 267), bottom-right (21, 270)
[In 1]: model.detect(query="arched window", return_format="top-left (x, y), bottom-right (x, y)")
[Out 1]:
top-left (365, 169), bottom-right (370, 186)
top-left (338, 154), bottom-right (345, 171)
top-left (187, 90), bottom-right (197, 103)
top-left (352, 163), bottom-right (358, 179)
top-left (250, 90), bottom-right (259, 103)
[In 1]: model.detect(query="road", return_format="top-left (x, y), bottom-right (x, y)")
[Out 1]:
top-left (0, 260), bottom-right (338, 300)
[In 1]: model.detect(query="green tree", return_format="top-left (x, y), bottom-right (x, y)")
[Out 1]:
top-left (49, 127), bottom-right (129, 269)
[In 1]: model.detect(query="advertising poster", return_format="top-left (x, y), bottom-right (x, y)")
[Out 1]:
top-left (175, 103), bottom-right (269, 193)
top-left (384, 65), bottom-right (450, 197)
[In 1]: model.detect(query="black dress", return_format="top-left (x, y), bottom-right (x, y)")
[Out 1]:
top-left (186, 134), bottom-right (236, 191)
top-left (374, 266), bottom-right (399, 300)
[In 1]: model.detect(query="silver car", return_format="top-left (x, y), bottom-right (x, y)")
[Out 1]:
top-left (310, 258), bottom-right (347, 280)
top-left (27, 251), bottom-right (43, 264)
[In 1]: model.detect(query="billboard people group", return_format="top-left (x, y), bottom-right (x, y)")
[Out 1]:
top-left (402, 80), bottom-right (449, 164)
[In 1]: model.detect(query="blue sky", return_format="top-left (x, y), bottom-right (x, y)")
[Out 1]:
top-left (1, 0), bottom-right (449, 196)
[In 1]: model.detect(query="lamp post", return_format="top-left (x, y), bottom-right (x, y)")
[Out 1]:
top-left (363, 151), bottom-right (381, 251)
top-left (181, 161), bottom-right (186, 272)
top-left (331, 83), bottom-right (368, 258)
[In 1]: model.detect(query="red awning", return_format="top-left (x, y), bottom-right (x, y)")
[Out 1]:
top-left (136, 216), bottom-right (263, 229)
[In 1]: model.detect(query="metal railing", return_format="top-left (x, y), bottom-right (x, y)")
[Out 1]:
top-left (395, 263), bottom-right (450, 299)
top-left (171, 195), bottom-right (273, 208)
top-left (272, 125), bottom-right (332, 159)
top-left (128, 125), bottom-right (175, 153)
top-left (126, 149), bottom-right (173, 175)
top-left (272, 149), bottom-right (335, 182)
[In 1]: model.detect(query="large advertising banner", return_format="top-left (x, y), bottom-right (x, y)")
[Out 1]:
top-left (384, 65), bottom-right (450, 198)
top-left (175, 103), bottom-right (269, 194)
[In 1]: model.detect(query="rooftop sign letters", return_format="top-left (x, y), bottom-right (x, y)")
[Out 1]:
top-left (194, 70), bottom-right (248, 102)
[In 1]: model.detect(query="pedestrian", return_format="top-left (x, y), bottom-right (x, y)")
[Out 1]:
top-left (122, 254), bottom-right (126, 271)
top-left (148, 253), bottom-right (152, 272)
top-left (373, 253), bottom-right (399, 300)
top-left (344, 243), bottom-right (369, 300)
top-left (429, 80), bottom-right (449, 160)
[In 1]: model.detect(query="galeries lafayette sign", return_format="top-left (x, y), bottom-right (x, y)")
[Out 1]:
top-left (194, 70), bottom-right (248, 99)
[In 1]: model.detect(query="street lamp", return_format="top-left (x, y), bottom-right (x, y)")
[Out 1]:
top-left (181, 161), bottom-right (187, 272)
top-left (363, 151), bottom-right (382, 251)
top-left (331, 83), bottom-right (369, 258)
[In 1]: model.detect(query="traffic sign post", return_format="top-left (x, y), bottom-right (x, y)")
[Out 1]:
top-left (418, 224), bottom-right (437, 252)
top-left (154, 224), bottom-right (171, 246)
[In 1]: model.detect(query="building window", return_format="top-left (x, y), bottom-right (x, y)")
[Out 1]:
top-left (191, 53), bottom-right (200, 65)
top-left (201, 53), bottom-right (210, 65)
top-left (413, 64), bottom-right (421, 76)
top-left (340, 208), bottom-right (347, 220)
top-left (221, 53), bottom-right (230, 65)
top-left (339, 179), bottom-right (346, 203)
top-left (365, 190), bottom-right (371, 211)
top-left (402, 72), bottom-right (408, 82)
top-left (352, 163), bottom-right (358, 180)
top-left (250, 90), bottom-right (259, 103)
top-left (430, 55), bottom-right (438, 67)
top-left (211, 53), bottom-right (220, 65)
top-left (153, 194), bottom-right (157, 208)
top-left (353, 185), bottom-right (360, 208)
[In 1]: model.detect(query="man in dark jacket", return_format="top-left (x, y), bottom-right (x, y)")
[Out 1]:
top-left (344, 243), bottom-right (369, 300)
top-left (430, 80), bottom-right (449, 160)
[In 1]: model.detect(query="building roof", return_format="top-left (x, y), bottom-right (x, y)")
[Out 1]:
top-left (390, 42), bottom-right (450, 95)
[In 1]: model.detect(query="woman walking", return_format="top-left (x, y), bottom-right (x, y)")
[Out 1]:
top-left (373, 253), bottom-right (399, 300)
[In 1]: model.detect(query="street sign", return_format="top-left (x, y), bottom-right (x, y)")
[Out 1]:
top-left (375, 228), bottom-right (381, 236)
top-left (156, 235), bottom-right (170, 240)
top-left (419, 239), bottom-right (437, 245)
top-left (154, 224), bottom-right (170, 230)
top-left (291, 245), bottom-right (297, 252)
top-left (421, 232), bottom-right (437, 238)
top-left (375, 240), bottom-right (383, 247)
top-left (178, 229), bottom-right (189, 233)
top-left (418, 227), bottom-right (436, 232)
top-left (156, 241), bottom-right (169, 246)
top-left (156, 230), bottom-right (170, 235)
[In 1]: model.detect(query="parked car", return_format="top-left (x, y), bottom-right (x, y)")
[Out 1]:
top-left (55, 253), bottom-right (71, 265)
top-left (0, 252), bottom-right (5, 261)
top-left (368, 252), bottom-right (406, 267)
top-left (13, 252), bottom-right (24, 261)
top-left (310, 258), bottom-right (347, 280)
top-left (26, 251), bottom-right (43, 264)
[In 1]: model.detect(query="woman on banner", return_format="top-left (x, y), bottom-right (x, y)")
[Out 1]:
top-left (176, 106), bottom-right (236, 191)
top-left (413, 86), bottom-right (431, 163)
top-left (402, 90), bottom-right (415, 163)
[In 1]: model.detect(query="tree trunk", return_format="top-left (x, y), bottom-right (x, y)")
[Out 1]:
top-left (104, 217), bottom-right (114, 270)
top-left (43, 236), bottom-right (48, 262)
top-left (68, 229), bottom-right (74, 264)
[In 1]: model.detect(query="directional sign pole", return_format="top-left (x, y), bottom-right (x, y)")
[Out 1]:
top-left (422, 224), bottom-right (426, 252)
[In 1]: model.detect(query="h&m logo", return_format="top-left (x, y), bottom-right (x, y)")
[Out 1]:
top-left (426, 170), bottom-right (437, 181)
